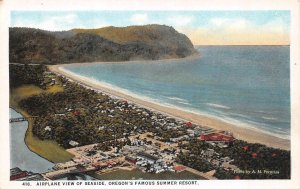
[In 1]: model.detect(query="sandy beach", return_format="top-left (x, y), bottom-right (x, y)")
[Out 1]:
top-left (49, 63), bottom-right (290, 151)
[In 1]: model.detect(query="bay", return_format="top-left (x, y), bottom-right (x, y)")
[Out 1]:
top-left (64, 46), bottom-right (290, 140)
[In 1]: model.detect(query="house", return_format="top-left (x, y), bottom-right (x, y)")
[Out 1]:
top-left (53, 161), bottom-right (77, 170)
top-left (72, 110), bottom-right (81, 116)
top-left (17, 173), bottom-right (45, 181)
top-left (55, 113), bottom-right (65, 117)
top-left (125, 156), bottom-right (137, 164)
top-left (44, 126), bottom-right (52, 132)
top-left (92, 162), bottom-right (108, 169)
top-left (98, 126), bottom-right (105, 130)
top-left (10, 168), bottom-right (28, 180)
top-left (217, 142), bottom-right (228, 148)
top-left (137, 152), bottom-right (159, 164)
top-left (202, 149), bottom-right (215, 157)
top-left (69, 140), bottom-right (79, 147)
top-left (187, 129), bottom-right (195, 134)
top-left (199, 132), bottom-right (235, 143)
top-left (174, 165), bottom-right (186, 173)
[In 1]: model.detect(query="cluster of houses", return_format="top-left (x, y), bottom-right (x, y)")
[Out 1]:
top-left (135, 152), bottom-right (174, 173)
top-left (50, 125), bottom-right (239, 177)
top-left (10, 167), bottom-right (46, 181)
top-left (46, 73), bottom-right (240, 177)
top-left (53, 74), bottom-right (237, 150)
top-left (42, 71), bottom-right (57, 86)
top-left (53, 143), bottom-right (124, 173)
top-left (53, 160), bottom-right (78, 170)
top-left (120, 136), bottom-right (178, 173)
top-left (52, 133), bottom-right (181, 175)
top-left (199, 148), bottom-right (239, 172)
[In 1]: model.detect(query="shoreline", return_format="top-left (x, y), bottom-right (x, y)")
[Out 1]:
top-left (51, 52), bottom-right (201, 66)
top-left (9, 107), bottom-right (55, 164)
top-left (9, 48), bottom-right (200, 66)
top-left (9, 108), bottom-right (55, 169)
top-left (49, 64), bottom-right (290, 151)
top-left (9, 86), bottom-right (75, 163)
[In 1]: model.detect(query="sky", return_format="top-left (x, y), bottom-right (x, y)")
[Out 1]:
top-left (11, 11), bottom-right (290, 45)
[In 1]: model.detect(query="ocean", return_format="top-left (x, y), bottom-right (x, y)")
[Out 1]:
top-left (64, 46), bottom-right (290, 140)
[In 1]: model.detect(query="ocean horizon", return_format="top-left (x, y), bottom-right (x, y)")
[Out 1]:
top-left (63, 45), bottom-right (290, 140)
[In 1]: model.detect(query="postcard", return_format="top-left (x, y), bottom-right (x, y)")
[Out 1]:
top-left (1, 0), bottom-right (300, 189)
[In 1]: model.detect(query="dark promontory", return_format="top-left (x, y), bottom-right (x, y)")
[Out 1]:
top-left (9, 25), bottom-right (198, 64)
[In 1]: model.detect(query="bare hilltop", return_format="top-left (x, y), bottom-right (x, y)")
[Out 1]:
top-left (9, 25), bottom-right (198, 64)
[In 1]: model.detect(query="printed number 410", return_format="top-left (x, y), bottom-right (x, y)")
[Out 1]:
top-left (22, 182), bottom-right (31, 186)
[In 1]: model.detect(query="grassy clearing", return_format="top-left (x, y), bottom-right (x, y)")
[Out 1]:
top-left (10, 85), bottom-right (64, 106)
top-left (10, 84), bottom-right (74, 163)
top-left (10, 85), bottom-right (44, 107)
top-left (46, 85), bottom-right (64, 93)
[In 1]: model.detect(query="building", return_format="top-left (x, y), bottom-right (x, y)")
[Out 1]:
top-left (10, 168), bottom-right (28, 180)
top-left (92, 162), bottom-right (108, 169)
top-left (17, 174), bottom-right (45, 181)
top-left (199, 132), bottom-right (235, 143)
top-left (202, 149), bottom-right (215, 158)
top-left (69, 140), bottom-right (79, 147)
top-left (174, 165), bottom-right (186, 173)
top-left (53, 161), bottom-right (77, 170)
top-left (44, 126), bottom-right (52, 132)
top-left (137, 152), bottom-right (159, 164)
top-left (125, 156), bottom-right (137, 164)
top-left (10, 167), bottom-right (45, 181)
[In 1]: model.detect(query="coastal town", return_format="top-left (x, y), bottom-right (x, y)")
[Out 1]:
top-left (9, 64), bottom-right (290, 180)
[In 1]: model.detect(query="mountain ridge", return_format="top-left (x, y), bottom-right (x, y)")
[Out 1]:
top-left (9, 25), bottom-right (198, 64)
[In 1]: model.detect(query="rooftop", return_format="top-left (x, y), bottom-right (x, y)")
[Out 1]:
top-left (137, 152), bottom-right (159, 161)
top-left (199, 132), bottom-right (235, 142)
top-left (10, 167), bottom-right (22, 176)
